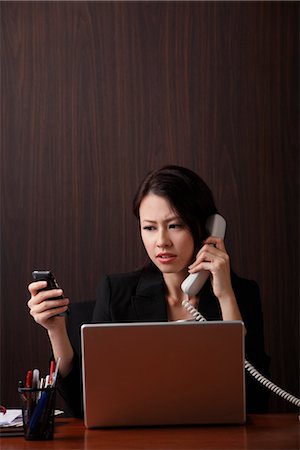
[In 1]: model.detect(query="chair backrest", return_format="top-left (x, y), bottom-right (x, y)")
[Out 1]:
top-left (67, 300), bottom-right (96, 354)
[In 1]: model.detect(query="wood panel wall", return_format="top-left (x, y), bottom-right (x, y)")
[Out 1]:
top-left (1, 1), bottom-right (298, 412)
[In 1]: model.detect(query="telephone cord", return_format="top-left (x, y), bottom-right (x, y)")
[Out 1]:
top-left (181, 299), bottom-right (300, 408)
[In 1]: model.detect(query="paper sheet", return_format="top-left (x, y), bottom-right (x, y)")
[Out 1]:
top-left (0, 409), bottom-right (22, 427)
top-left (0, 409), bottom-right (64, 427)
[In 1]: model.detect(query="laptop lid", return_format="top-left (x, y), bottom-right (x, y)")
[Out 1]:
top-left (81, 321), bottom-right (245, 428)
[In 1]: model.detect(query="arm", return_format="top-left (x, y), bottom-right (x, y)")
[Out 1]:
top-left (27, 281), bottom-right (73, 377)
top-left (58, 277), bottom-right (112, 417)
top-left (28, 281), bottom-right (100, 417)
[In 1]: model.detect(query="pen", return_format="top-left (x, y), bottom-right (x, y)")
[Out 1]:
top-left (32, 369), bottom-right (40, 389)
top-left (51, 357), bottom-right (61, 387)
top-left (25, 370), bottom-right (33, 388)
top-left (44, 375), bottom-right (50, 388)
top-left (49, 361), bottom-right (55, 385)
top-left (18, 380), bottom-right (27, 402)
top-left (37, 378), bottom-right (44, 400)
top-left (28, 389), bottom-right (50, 432)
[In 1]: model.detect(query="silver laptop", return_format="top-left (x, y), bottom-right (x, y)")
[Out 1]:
top-left (81, 321), bottom-right (245, 428)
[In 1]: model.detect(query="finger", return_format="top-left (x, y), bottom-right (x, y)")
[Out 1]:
top-left (38, 289), bottom-right (64, 302)
top-left (188, 254), bottom-right (214, 273)
top-left (190, 245), bottom-right (216, 269)
top-left (28, 281), bottom-right (48, 295)
top-left (188, 261), bottom-right (212, 274)
top-left (27, 290), bottom-right (65, 310)
top-left (194, 240), bottom-right (223, 260)
top-left (29, 298), bottom-right (69, 320)
top-left (189, 244), bottom-right (229, 272)
top-left (203, 236), bottom-right (226, 250)
top-left (42, 297), bottom-right (69, 310)
top-left (31, 296), bottom-right (69, 313)
top-left (30, 305), bottom-right (69, 324)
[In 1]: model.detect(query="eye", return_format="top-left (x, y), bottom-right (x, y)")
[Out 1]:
top-left (142, 225), bottom-right (156, 231)
top-left (169, 223), bottom-right (183, 229)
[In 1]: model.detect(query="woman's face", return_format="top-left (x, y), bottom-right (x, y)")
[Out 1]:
top-left (139, 194), bottom-right (195, 277)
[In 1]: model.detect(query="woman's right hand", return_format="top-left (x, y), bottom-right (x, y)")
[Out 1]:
top-left (27, 281), bottom-right (69, 332)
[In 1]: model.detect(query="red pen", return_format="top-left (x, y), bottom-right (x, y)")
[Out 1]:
top-left (49, 360), bottom-right (56, 385)
top-left (25, 370), bottom-right (33, 388)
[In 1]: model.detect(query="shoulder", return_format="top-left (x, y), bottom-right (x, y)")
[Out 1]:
top-left (104, 267), bottom-right (145, 286)
top-left (231, 272), bottom-right (260, 298)
top-left (93, 264), bottom-right (163, 321)
top-left (95, 268), bottom-right (144, 315)
top-left (230, 272), bottom-right (264, 325)
top-left (97, 266), bottom-right (148, 296)
top-left (231, 272), bottom-right (261, 308)
top-left (99, 263), bottom-right (161, 292)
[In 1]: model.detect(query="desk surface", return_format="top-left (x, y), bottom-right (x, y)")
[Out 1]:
top-left (1, 414), bottom-right (299, 449)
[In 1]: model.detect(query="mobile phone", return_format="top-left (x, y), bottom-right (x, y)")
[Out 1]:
top-left (32, 270), bottom-right (67, 316)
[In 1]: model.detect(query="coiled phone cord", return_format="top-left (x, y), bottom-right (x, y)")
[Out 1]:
top-left (182, 299), bottom-right (300, 408)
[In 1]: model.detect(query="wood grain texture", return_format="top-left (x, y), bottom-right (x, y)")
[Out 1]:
top-left (0, 415), bottom-right (299, 449)
top-left (1, 1), bottom-right (298, 412)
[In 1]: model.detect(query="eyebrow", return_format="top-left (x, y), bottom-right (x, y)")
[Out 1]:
top-left (141, 216), bottom-right (181, 224)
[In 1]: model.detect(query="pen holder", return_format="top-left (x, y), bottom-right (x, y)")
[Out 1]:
top-left (18, 386), bottom-right (56, 440)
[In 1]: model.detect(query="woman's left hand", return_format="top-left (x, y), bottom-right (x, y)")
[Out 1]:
top-left (188, 237), bottom-right (234, 301)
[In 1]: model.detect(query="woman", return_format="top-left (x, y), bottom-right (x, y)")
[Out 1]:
top-left (28, 165), bottom-right (270, 416)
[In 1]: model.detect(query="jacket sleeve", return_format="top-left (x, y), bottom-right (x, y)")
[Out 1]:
top-left (234, 278), bottom-right (271, 412)
top-left (56, 351), bottom-right (83, 417)
top-left (56, 300), bottom-right (96, 418)
top-left (56, 277), bottom-right (118, 417)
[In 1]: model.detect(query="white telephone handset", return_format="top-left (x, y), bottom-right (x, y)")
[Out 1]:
top-left (181, 214), bottom-right (226, 296)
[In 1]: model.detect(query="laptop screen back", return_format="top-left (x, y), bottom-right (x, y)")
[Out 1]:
top-left (81, 321), bottom-right (245, 428)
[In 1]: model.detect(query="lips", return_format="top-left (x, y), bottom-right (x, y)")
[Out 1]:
top-left (156, 253), bottom-right (177, 263)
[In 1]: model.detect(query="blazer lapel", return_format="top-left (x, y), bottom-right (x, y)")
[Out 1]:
top-left (131, 265), bottom-right (168, 321)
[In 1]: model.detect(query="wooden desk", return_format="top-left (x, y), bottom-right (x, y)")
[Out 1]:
top-left (1, 414), bottom-right (299, 449)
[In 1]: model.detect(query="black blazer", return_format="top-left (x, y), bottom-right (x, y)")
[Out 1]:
top-left (58, 264), bottom-right (270, 417)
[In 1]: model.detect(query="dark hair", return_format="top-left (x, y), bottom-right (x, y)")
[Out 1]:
top-left (133, 165), bottom-right (218, 250)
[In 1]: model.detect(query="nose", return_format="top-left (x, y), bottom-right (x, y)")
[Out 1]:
top-left (156, 229), bottom-right (171, 248)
